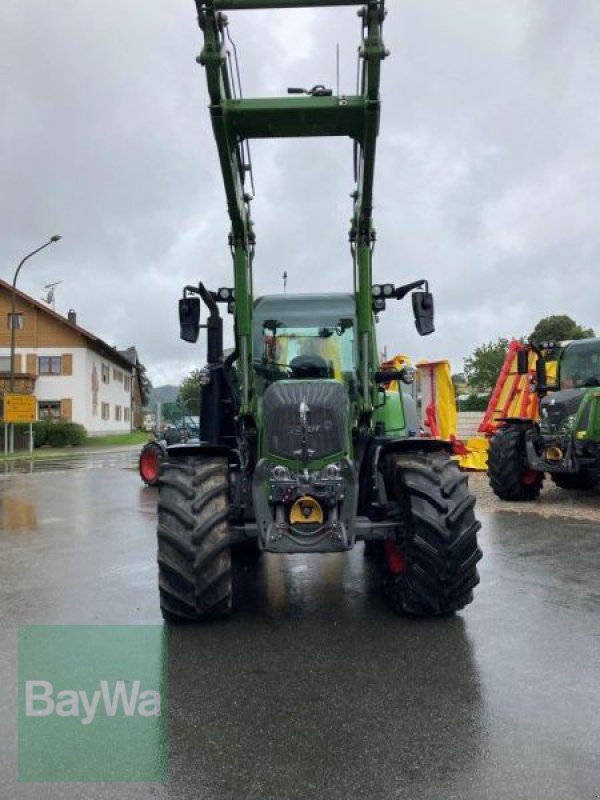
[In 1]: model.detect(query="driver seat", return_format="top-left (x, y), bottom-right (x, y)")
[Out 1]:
top-left (288, 354), bottom-right (331, 379)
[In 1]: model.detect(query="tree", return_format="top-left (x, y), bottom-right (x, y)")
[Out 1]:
top-left (530, 315), bottom-right (594, 343)
top-left (137, 362), bottom-right (153, 406)
top-left (162, 401), bottom-right (182, 425)
top-left (179, 369), bottom-right (203, 416)
top-left (451, 372), bottom-right (466, 391)
top-left (464, 338), bottom-right (509, 392)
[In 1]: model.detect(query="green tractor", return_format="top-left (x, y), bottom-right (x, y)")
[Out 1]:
top-left (156, 0), bottom-right (482, 621)
top-left (488, 338), bottom-right (600, 500)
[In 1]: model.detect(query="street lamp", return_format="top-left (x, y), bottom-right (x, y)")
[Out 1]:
top-left (9, 235), bottom-right (62, 392)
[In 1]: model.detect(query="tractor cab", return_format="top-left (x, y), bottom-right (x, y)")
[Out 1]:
top-left (538, 337), bottom-right (600, 441)
top-left (253, 294), bottom-right (357, 391)
top-left (558, 338), bottom-right (600, 390)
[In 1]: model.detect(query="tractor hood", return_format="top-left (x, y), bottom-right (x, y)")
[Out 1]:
top-left (540, 388), bottom-right (584, 433)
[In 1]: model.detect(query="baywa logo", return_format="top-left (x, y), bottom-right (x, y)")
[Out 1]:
top-left (19, 625), bottom-right (168, 782)
top-left (25, 679), bottom-right (161, 726)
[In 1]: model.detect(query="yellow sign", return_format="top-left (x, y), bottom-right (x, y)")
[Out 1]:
top-left (3, 393), bottom-right (37, 423)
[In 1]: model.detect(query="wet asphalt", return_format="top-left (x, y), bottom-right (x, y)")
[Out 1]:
top-left (0, 449), bottom-right (599, 799)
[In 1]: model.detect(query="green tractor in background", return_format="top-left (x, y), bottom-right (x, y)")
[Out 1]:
top-left (488, 338), bottom-right (600, 500)
top-left (156, 0), bottom-right (482, 621)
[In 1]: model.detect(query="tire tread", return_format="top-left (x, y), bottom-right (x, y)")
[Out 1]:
top-left (382, 452), bottom-right (482, 616)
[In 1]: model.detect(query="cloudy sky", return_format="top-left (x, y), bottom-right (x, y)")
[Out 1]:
top-left (2, 0), bottom-right (599, 387)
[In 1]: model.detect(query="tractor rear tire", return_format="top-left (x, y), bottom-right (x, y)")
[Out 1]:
top-left (157, 456), bottom-right (232, 622)
top-left (139, 441), bottom-right (165, 487)
top-left (488, 425), bottom-right (543, 501)
top-left (381, 451), bottom-right (482, 617)
top-left (551, 472), bottom-right (598, 490)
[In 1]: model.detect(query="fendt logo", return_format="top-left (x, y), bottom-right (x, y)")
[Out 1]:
top-left (25, 680), bottom-right (161, 726)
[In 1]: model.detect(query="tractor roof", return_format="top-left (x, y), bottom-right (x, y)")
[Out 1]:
top-left (254, 293), bottom-right (355, 329)
top-left (562, 337), bottom-right (600, 355)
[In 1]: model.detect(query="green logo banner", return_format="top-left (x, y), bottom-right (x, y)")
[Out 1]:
top-left (18, 625), bottom-right (168, 782)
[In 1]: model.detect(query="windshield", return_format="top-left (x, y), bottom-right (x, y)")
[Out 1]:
top-left (255, 322), bottom-right (356, 390)
top-left (559, 340), bottom-right (600, 389)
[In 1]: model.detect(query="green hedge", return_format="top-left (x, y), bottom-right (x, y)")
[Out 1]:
top-left (0, 420), bottom-right (87, 448)
top-left (457, 394), bottom-right (490, 412)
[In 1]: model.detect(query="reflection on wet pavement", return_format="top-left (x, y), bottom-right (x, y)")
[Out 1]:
top-left (1, 496), bottom-right (37, 531)
top-left (0, 449), bottom-right (138, 476)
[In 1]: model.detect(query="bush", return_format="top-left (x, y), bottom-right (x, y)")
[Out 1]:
top-left (43, 421), bottom-right (86, 447)
top-left (0, 420), bottom-right (86, 449)
top-left (458, 394), bottom-right (490, 412)
top-left (32, 422), bottom-right (47, 447)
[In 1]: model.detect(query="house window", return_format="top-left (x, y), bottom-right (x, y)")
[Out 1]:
top-left (115, 405), bottom-right (122, 422)
top-left (7, 312), bottom-right (23, 330)
top-left (38, 401), bottom-right (61, 420)
top-left (124, 407), bottom-right (130, 422)
top-left (0, 356), bottom-right (10, 372)
top-left (124, 375), bottom-right (131, 392)
top-left (101, 402), bottom-right (110, 421)
top-left (101, 364), bottom-right (110, 384)
top-left (113, 368), bottom-right (123, 383)
top-left (39, 356), bottom-right (62, 375)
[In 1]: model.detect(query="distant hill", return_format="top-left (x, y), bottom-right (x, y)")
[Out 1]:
top-left (147, 384), bottom-right (179, 408)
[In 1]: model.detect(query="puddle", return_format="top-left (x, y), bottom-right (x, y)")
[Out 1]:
top-left (0, 451), bottom-right (138, 476)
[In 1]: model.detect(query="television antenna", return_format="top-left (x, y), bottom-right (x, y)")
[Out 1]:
top-left (42, 280), bottom-right (63, 309)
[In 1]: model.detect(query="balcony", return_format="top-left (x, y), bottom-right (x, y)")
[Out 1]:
top-left (0, 372), bottom-right (37, 395)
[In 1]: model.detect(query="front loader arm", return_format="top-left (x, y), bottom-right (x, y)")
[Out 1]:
top-left (195, 0), bottom-right (387, 418)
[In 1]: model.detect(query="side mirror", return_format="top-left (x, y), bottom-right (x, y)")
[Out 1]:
top-left (374, 366), bottom-right (416, 385)
top-left (179, 297), bottom-right (201, 343)
top-left (374, 370), bottom-right (404, 384)
top-left (516, 349), bottom-right (529, 375)
top-left (412, 291), bottom-right (434, 336)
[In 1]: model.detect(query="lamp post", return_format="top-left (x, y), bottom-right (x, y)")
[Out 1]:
top-left (9, 235), bottom-right (62, 392)
top-left (6, 236), bottom-right (61, 455)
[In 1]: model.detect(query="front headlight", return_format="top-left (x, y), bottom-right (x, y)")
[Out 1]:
top-left (321, 462), bottom-right (341, 480)
top-left (271, 464), bottom-right (290, 481)
top-left (400, 365), bottom-right (416, 384)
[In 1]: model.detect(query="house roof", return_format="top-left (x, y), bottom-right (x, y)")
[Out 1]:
top-left (118, 346), bottom-right (139, 366)
top-left (0, 278), bottom-right (134, 371)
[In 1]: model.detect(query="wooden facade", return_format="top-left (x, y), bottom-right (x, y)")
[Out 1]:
top-left (0, 280), bottom-right (140, 432)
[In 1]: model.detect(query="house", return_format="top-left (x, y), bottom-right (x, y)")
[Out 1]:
top-left (117, 346), bottom-right (146, 429)
top-left (0, 279), bottom-right (139, 435)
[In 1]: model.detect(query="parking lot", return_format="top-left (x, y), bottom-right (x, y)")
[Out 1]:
top-left (1, 450), bottom-right (599, 799)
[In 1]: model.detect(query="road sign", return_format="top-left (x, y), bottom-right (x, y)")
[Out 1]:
top-left (3, 393), bottom-right (37, 423)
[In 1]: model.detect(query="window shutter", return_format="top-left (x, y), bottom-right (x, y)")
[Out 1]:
top-left (61, 398), bottom-right (72, 421)
top-left (14, 354), bottom-right (22, 373)
top-left (26, 354), bottom-right (37, 375)
top-left (62, 353), bottom-right (73, 376)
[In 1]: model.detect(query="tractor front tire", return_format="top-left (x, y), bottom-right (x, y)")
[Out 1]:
top-left (139, 441), bottom-right (165, 487)
top-left (157, 456), bottom-right (232, 622)
top-left (488, 425), bottom-right (543, 501)
top-left (551, 472), bottom-right (598, 490)
top-left (381, 451), bottom-right (482, 617)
